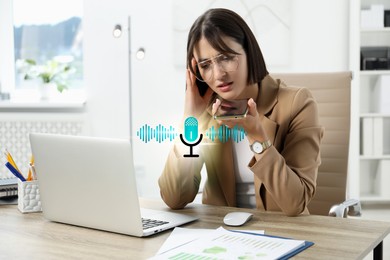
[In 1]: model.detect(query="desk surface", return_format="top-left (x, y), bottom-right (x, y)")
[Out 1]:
top-left (1, 198), bottom-right (390, 259)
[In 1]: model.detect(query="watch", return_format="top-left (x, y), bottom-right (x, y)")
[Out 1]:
top-left (250, 140), bottom-right (272, 154)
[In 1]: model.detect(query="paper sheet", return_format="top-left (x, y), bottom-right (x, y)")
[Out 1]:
top-left (156, 227), bottom-right (265, 255)
top-left (152, 227), bottom-right (304, 260)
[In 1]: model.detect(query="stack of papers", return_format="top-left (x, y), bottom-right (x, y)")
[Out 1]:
top-left (151, 227), bottom-right (312, 260)
top-left (0, 178), bottom-right (18, 205)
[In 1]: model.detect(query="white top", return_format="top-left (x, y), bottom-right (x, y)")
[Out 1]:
top-left (232, 137), bottom-right (256, 209)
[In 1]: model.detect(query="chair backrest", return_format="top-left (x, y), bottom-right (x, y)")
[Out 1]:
top-left (270, 72), bottom-right (352, 216)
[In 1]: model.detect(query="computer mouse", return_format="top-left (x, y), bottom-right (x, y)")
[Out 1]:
top-left (223, 211), bottom-right (253, 226)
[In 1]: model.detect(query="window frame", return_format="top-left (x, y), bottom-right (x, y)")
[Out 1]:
top-left (0, 0), bottom-right (84, 103)
top-left (0, 0), bottom-right (16, 94)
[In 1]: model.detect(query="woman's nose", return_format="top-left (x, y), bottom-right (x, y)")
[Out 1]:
top-left (212, 62), bottom-right (226, 79)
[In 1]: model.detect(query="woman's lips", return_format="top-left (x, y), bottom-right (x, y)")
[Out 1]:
top-left (217, 82), bottom-right (233, 92)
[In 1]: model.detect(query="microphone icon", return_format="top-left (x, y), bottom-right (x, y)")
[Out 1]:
top-left (180, 117), bottom-right (203, 157)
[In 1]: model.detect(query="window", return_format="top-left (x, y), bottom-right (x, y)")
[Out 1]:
top-left (13, 0), bottom-right (83, 90)
top-left (0, 0), bottom-right (83, 97)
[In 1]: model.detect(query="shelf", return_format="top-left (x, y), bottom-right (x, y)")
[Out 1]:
top-left (0, 89), bottom-right (87, 110)
top-left (360, 155), bottom-right (390, 160)
top-left (356, 0), bottom-right (390, 203)
top-left (360, 195), bottom-right (390, 203)
top-left (361, 27), bottom-right (390, 33)
top-left (360, 70), bottom-right (390, 76)
top-left (0, 99), bottom-right (86, 109)
top-left (360, 113), bottom-right (390, 118)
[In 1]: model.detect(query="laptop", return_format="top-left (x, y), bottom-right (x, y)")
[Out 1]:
top-left (29, 133), bottom-right (198, 237)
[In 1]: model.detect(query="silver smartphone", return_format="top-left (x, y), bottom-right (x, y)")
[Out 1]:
top-left (213, 99), bottom-right (249, 120)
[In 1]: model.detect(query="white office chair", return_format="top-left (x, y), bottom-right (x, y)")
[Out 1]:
top-left (271, 72), bottom-right (361, 217)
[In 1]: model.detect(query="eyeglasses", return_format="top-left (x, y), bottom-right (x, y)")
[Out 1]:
top-left (194, 53), bottom-right (240, 82)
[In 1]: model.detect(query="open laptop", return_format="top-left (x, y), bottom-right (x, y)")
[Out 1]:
top-left (29, 133), bottom-right (198, 237)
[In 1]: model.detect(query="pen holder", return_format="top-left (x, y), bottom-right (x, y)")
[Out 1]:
top-left (17, 179), bottom-right (42, 213)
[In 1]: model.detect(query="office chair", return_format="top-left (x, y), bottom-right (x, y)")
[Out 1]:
top-left (271, 72), bottom-right (361, 217)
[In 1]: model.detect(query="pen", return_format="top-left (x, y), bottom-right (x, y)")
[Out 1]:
top-left (27, 155), bottom-right (35, 181)
top-left (30, 164), bottom-right (37, 180)
top-left (27, 167), bottom-right (33, 181)
top-left (5, 162), bottom-right (26, 182)
top-left (4, 150), bottom-right (21, 173)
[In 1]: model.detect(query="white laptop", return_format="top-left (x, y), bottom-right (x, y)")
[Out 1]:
top-left (29, 133), bottom-right (198, 237)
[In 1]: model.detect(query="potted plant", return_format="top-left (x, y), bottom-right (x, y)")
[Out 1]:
top-left (17, 57), bottom-right (75, 99)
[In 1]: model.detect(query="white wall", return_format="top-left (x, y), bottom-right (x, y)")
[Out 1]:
top-left (290, 0), bottom-right (350, 72)
top-left (84, 0), bottom-right (351, 198)
top-left (83, 1), bottom-right (131, 139)
top-left (0, 0), bottom-right (15, 92)
top-left (84, 0), bottom-right (179, 198)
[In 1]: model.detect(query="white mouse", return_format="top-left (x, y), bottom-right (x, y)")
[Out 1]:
top-left (223, 211), bottom-right (253, 226)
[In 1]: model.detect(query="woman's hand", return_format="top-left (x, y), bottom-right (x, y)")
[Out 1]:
top-left (184, 58), bottom-right (213, 118)
top-left (212, 98), bottom-right (269, 143)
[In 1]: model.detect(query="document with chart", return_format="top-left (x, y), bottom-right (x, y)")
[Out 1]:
top-left (151, 227), bottom-right (309, 260)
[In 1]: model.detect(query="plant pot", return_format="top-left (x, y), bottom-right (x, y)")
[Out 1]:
top-left (38, 82), bottom-right (55, 100)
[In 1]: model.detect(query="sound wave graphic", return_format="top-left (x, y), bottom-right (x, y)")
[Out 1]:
top-left (206, 125), bottom-right (247, 143)
top-left (136, 124), bottom-right (178, 143)
top-left (137, 124), bottom-right (246, 144)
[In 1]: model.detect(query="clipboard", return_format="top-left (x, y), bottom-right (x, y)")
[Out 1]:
top-left (230, 230), bottom-right (314, 259)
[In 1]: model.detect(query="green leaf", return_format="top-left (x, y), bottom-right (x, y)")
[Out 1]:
top-left (25, 59), bottom-right (36, 65)
top-left (56, 83), bottom-right (67, 93)
top-left (40, 72), bottom-right (52, 83)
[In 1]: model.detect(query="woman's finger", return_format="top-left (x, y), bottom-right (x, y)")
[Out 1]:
top-left (185, 69), bottom-right (191, 90)
top-left (247, 98), bottom-right (258, 117)
top-left (191, 57), bottom-right (197, 72)
top-left (212, 98), bottom-right (221, 116)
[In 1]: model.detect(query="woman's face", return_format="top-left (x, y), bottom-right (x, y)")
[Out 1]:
top-left (193, 36), bottom-right (248, 100)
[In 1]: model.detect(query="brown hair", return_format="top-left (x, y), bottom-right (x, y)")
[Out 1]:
top-left (187, 8), bottom-right (268, 90)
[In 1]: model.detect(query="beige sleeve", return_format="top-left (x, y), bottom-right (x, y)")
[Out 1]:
top-left (249, 88), bottom-right (324, 216)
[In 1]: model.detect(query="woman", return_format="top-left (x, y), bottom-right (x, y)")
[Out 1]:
top-left (158, 8), bottom-right (323, 216)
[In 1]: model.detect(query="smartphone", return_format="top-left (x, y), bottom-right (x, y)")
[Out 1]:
top-left (213, 99), bottom-right (249, 120)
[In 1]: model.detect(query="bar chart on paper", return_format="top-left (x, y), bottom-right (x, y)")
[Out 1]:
top-left (152, 227), bottom-right (306, 260)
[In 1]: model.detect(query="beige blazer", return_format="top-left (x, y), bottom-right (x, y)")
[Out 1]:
top-left (158, 75), bottom-right (324, 216)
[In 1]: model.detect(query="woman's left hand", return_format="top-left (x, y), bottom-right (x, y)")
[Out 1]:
top-left (212, 98), bottom-right (269, 143)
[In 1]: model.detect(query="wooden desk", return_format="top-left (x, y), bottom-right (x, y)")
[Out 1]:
top-left (1, 199), bottom-right (390, 259)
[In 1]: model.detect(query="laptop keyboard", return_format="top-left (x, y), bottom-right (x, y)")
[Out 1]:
top-left (142, 218), bottom-right (169, 230)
